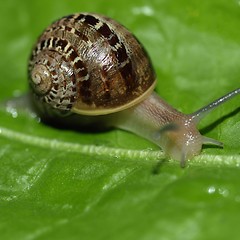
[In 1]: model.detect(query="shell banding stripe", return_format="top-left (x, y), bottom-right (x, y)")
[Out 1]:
top-left (33, 37), bottom-right (88, 81)
top-left (32, 52), bottom-right (77, 111)
top-left (30, 37), bottom-right (88, 111)
top-left (72, 13), bottom-right (136, 92)
top-left (45, 13), bottom-right (131, 65)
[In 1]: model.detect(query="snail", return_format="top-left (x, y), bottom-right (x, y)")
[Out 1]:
top-left (28, 12), bottom-right (240, 166)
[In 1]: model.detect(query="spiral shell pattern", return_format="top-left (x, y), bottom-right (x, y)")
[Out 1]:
top-left (28, 13), bottom-right (156, 116)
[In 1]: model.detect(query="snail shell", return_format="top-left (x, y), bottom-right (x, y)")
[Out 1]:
top-left (28, 13), bottom-right (156, 117)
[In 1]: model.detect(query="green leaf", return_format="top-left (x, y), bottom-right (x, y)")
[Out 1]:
top-left (1, 0), bottom-right (240, 239)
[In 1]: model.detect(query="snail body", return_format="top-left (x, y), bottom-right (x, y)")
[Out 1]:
top-left (28, 12), bottom-right (240, 166)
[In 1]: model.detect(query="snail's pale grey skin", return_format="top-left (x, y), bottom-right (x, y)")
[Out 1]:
top-left (114, 90), bottom-right (240, 166)
top-left (28, 12), bottom-right (240, 166)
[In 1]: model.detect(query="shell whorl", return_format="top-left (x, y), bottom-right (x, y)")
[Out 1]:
top-left (28, 13), bottom-right (156, 116)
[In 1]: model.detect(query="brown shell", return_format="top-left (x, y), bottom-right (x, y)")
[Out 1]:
top-left (28, 13), bottom-right (156, 116)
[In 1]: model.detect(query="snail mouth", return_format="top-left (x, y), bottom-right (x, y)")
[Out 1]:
top-left (30, 64), bottom-right (52, 95)
top-left (163, 133), bottom-right (202, 167)
top-left (155, 121), bottom-right (203, 165)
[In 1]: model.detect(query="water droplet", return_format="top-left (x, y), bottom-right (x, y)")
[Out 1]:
top-left (218, 187), bottom-right (229, 197)
top-left (208, 186), bottom-right (216, 194)
top-left (6, 105), bottom-right (18, 118)
top-left (132, 6), bottom-right (154, 16)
